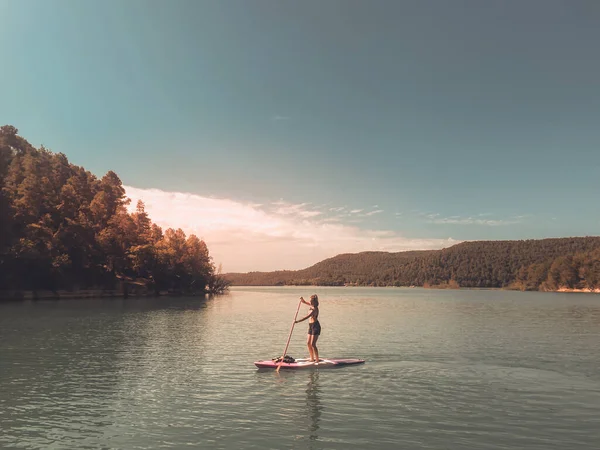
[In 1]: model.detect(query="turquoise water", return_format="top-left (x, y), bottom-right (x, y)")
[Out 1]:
top-left (1, 287), bottom-right (599, 449)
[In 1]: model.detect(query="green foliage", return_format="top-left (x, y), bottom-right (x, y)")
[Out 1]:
top-left (0, 126), bottom-right (226, 297)
top-left (225, 238), bottom-right (600, 291)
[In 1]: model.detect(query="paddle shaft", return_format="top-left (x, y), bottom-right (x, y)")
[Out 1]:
top-left (276, 298), bottom-right (303, 372)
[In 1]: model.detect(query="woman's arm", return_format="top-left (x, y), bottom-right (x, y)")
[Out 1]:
top-left (295, 309), bottom-right (314, 323)
top-left (299, 296), bottom-right (311, 306)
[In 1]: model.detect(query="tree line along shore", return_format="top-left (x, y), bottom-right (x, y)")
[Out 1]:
top-left (224, 237), bottom-right (600, 292)
top-left (3, 125), bottom-right (598, 299)
top-left (0, 125), bottom-right (229, 300)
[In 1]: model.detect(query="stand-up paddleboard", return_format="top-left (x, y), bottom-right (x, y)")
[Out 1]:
top-left (255, 358), bottom-right (365, 370)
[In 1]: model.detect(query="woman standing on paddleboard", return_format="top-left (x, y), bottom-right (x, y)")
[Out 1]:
top-left (295, 294), bottom-right (321, 363)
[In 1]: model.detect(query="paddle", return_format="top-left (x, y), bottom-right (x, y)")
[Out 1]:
top-left (276, 298), bottom-right (303, 373)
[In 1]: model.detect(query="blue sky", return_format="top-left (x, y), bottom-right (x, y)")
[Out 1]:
top-left (1, 1), bottom-right (599, 271)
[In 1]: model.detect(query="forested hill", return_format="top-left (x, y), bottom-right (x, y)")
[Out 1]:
top-left (0, 125), bottom-right (228, 298)
top-left (224, 237), bottom-right (600, 291)
top-left (225, 250), bottom-right (432, 286)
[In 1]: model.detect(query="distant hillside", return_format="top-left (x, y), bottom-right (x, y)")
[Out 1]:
top-left (224, 237), bottom-right (600, 291)
top-left (225, 250), bottom-right (432, 287)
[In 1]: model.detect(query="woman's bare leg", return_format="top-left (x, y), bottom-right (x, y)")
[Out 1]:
top-left (312, 334), bottom-right (320, 363)
top-left (307, 334), bottom-right (315, 361)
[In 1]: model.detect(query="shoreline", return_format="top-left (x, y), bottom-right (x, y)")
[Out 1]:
top-left (228, 285), bottom-right (600, 294)
top-left (3, 286), bottom-right (598, 301)
top-left (0, 289), bottom-right (212, 301)
top-left (555, 287), bottom-right (600, 294)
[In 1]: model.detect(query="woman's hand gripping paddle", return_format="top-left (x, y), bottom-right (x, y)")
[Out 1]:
top-left (276, 298), bottom-right (303, 373)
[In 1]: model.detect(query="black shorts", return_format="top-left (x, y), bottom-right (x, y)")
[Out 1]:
top-left (308, 321), bottom-right (321, 336)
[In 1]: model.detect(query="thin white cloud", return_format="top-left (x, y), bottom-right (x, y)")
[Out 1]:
top-left (416, 210), bottom-right (524, 226)
top-left (365, 209), bottom-right (384, 216)
top-left (124, 186), bottom-right (459, 272)
top-left (272, 201), bottom-right (322, 218)
top-left (428, 216), bottom-right (522, 226)
top-left (349, 209), bottom-right (363, 214)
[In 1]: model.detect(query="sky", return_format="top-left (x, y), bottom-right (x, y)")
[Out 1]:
top-left (1, 0), bottom-right (599, 272)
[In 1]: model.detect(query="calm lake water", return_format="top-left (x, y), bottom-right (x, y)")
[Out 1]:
top-left (1, 287), bottom-right (600, 449)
